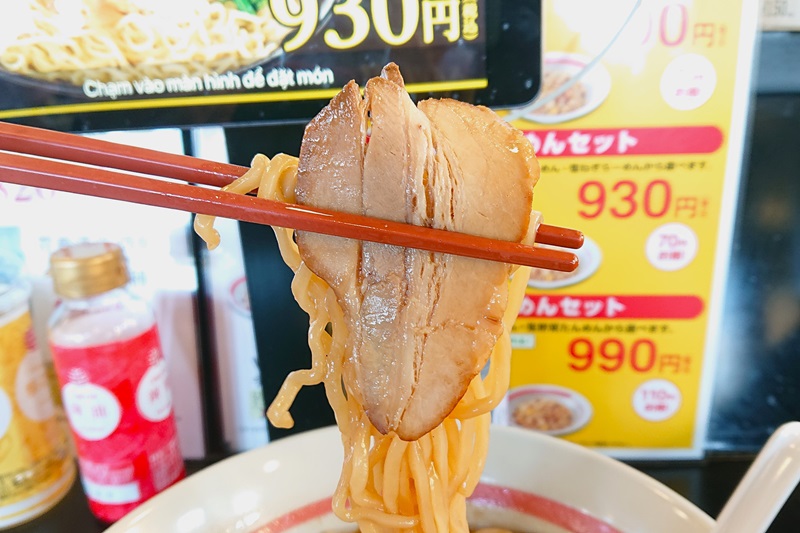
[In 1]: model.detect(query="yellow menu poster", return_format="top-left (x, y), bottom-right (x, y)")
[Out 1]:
top-left (498, 0), bottom-right (760, 458)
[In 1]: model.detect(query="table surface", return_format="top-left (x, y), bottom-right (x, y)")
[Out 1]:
top-left (11, 455), bottom-right (800, 532)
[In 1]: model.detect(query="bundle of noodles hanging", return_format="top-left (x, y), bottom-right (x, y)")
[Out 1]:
top-left (195, 63), bottom-right (542, 533)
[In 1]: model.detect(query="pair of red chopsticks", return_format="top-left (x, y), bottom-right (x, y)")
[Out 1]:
top-left (0, 121), bottom-right (582, 271)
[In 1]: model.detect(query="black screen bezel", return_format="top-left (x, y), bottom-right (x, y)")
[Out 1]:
top-left (4, 0), bottom-right (540, 132)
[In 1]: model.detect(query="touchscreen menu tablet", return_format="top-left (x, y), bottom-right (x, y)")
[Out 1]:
top-left (0, 0), bottom-right (540, 131)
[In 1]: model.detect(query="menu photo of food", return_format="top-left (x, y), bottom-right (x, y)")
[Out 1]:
top-left (528, 235), bottom-right (602, 290)
top-left (0, 0), bottom-right (495, 130)
top-left (525, 51), bottom-right (612, 124)
top-left (494, 384), bottom-right (593, 437)
top-left (0, 0), bottom-right (334, 89)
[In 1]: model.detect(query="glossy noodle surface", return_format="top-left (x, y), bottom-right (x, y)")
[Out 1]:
top-left (195, 64), bottom-right (541, 532)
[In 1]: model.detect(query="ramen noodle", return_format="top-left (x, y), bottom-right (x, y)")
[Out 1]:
top-left (196, 65), bottom-right (541, 532)
top-left (196, 155), bottom-right (531, 532)
top-left (512, 398), bottom-right (573, 432)
top-left (0, 0), bottom-right (291, 85)
top-left (533, 70), bottom-right (587, 116)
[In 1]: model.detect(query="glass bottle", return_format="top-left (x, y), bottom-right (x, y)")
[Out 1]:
top-left (48, 243), bottom-right (185, 523)
top-left (0, 230), bottom-right (75, 527)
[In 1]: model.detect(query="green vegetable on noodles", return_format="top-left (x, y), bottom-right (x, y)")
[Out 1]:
top-left (221, 0), bottom-right (269, 15)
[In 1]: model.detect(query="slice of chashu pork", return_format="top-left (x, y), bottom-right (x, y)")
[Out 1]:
top-left (295, 64), bottom-right (540, 440)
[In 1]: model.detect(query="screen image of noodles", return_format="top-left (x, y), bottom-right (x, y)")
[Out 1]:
top-left (0, 0), bottom-right (291, 84)
top-left (196, 64), bottom-right (543, 533)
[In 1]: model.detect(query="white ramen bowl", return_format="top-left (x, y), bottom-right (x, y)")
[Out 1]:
top-left (106, 425), bottom-right (714, 533)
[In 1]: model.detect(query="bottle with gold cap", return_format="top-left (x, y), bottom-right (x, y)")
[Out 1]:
top-left (47, 243), bottom-right (185, 523)
top-left (0, 228), bottom-right (75, 527)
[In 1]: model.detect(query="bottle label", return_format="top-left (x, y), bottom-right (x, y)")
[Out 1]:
top-left (50, 324), bottom-right (185, 522)
top-left (135, 358), bottom-right (172, 423)
top-left (15, 348), bottom-right (56, 422)
top-left (61, 382), bottom-right (121, 441)
top-left (80, 477), bottom-right (141, 506)
top-left (0, 305), bottom-right (74, 515)
top-left (0, 389), bottom-right (11, 439)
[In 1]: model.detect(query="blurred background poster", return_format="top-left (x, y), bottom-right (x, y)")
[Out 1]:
top-left (498, 0), bottom-right (759, 458)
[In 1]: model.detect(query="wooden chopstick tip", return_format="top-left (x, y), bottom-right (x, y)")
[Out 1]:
top-left (534, 224), bottom-right (585, 250)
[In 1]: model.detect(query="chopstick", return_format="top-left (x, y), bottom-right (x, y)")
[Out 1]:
top-left (0, 121), bottom-right (583, 271)
top-left (0, 122), bottom-right (583, 251)
top-left (0, 121), bottom-right (239, 189)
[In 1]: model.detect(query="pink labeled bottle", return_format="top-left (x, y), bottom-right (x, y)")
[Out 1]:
top-left (47, 243), bottom-right (185, 523)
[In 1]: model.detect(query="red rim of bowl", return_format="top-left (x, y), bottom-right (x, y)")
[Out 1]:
top-left (253, 482), bottom-right (621, 533)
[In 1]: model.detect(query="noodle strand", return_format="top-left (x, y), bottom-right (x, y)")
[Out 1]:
top-left (197, 154), bottom-right (532, 532)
